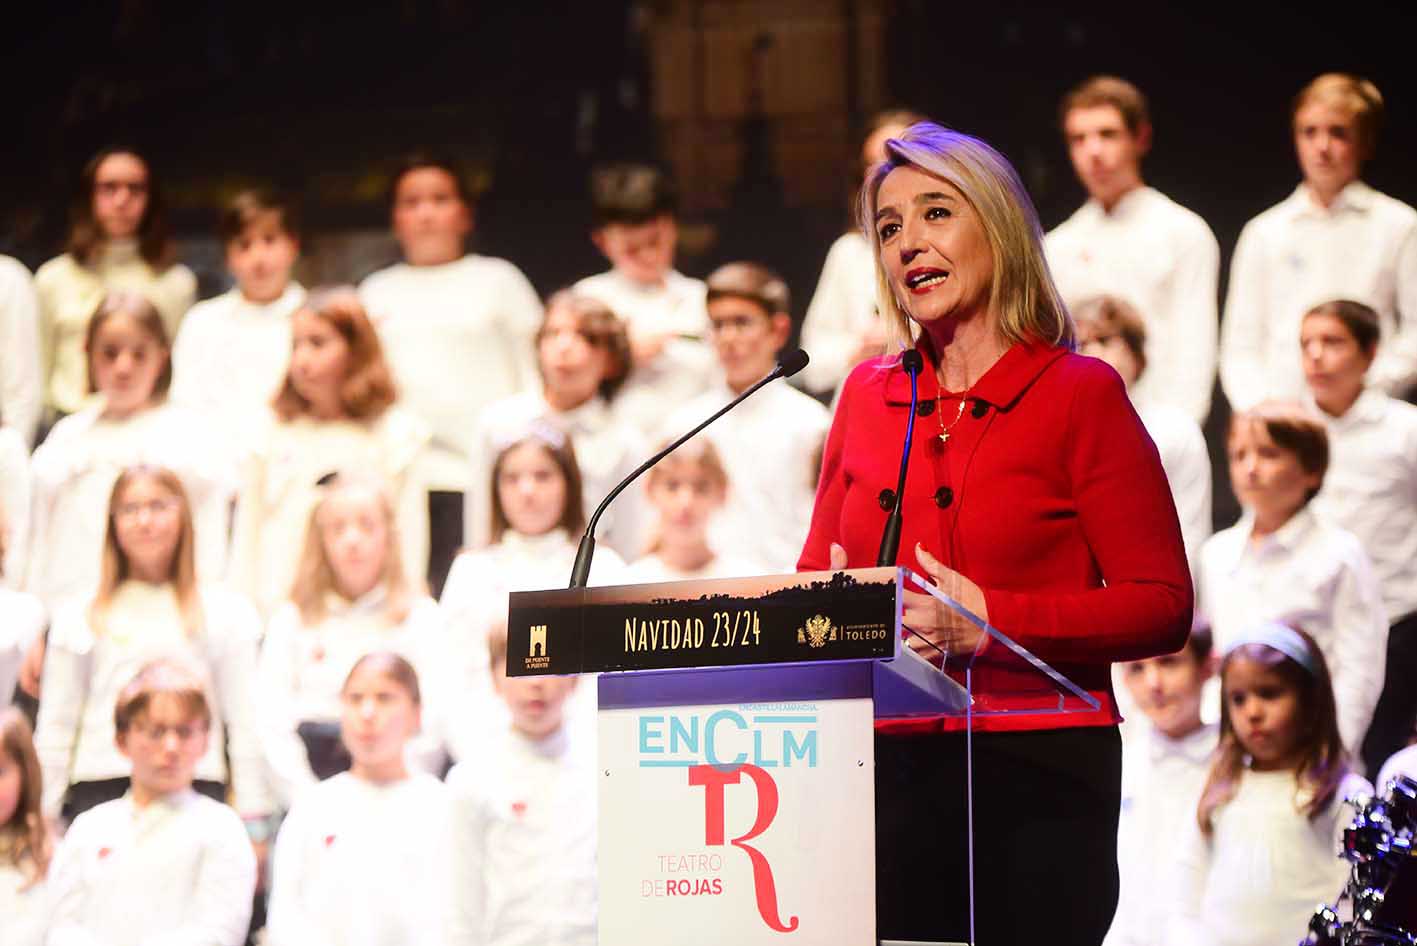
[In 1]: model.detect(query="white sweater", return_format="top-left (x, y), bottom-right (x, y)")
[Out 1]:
top-left (1199, 506), bottom-right (1388, 752)
top-left (267, 771), bottom-right (453, 946)
top-left (169, 283), bottom-right (304, 452)
top-left (0, 859), bottom-right (48, 946)
top-left (464, 389), bottom-right (651, 559)
top-left (0, 587), bottom-right (46, 705)
top-left (1166, 770), bottom-right (1369, 946)
top-left (257, 591), bottom-right (453, 807)
top-left (447, 725), bottom-right (598, 946)
top-left (46, 789), bottom-right (256, 946)
top-left (33, 582), bottom-right (270, 819)
top-left (24, 401), bottom-right (235, 609)
top-left (662, 380), bottom-right (829, 573)
top-left (1, 425), bottom-right (30, 587)
top-left (0, 254), bottom-right (42, 445)
top-left (229, 407), bottom-right (430, 615)
top-left (359, 255), bottom-right (542, 491)
top-left (1046, 186), bottom-right (1221, 422)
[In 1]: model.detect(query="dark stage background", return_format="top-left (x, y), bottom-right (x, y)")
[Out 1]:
top-left (4, 1), bottom-right (1415, 526)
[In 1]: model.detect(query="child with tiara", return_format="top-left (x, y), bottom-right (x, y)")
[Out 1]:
top-left (266, 652), bottom-right (452, 946)
top-left (0, 708), bottom-right (51, 946)
top-left (1167, 623), bottom-right (1369, 946)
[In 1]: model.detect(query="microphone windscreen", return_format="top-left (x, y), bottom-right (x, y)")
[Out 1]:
top-left (900, 350), bottom-right (924, 374)
top-left (777, 348), bottom-right (810, 378)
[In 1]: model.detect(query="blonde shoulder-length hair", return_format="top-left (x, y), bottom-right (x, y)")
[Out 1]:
top-left (288, 472), bottom-right (415, 625)
top-left (91, 465), bottom-right (202, 638)
top-left (858, 121), bottom-right (1075, 353)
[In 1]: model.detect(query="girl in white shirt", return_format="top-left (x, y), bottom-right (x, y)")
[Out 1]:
top-left (467, 290), bottom-right (649, 560)
top-left (33, 465), bottom-right (267, 824)
top-left (25, 291), bottom-right (232, 610)
top-left (1299, 298), bottom-right (1417, 776)
top-left (267, 652), bottom-right (453, 946)
top-left (0, 708), bottom-right (51, 946)
top-left (626, 439), bottom-right (762, 583)
top-left (441, 423), bottom-right (624, 745)
top-left (1168, 624), bottom-right (1369, 946)
top-left (34, 147), bottom-right (196, 420)
top-left (1198, 401), bottom-right (1387, 753)
top-left (258, 474), bottom-right (451, 807)
top-left (231, 286), bottom-right (430, 615)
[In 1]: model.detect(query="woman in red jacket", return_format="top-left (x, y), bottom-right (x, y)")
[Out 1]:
top-left (799, 122), bottom-right (1192, 944)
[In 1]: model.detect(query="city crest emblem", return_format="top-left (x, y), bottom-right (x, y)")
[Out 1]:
top-left (797, 614), bottom-right (836, 648)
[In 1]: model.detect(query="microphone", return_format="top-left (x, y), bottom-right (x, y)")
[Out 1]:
top-left (567, 349), bottom-right (811, 588)
top-left (876, 349), bottom-right (923, 566)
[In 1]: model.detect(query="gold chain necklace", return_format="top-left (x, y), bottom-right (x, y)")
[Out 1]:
top-left (936, 394), bottom-right (968, 443)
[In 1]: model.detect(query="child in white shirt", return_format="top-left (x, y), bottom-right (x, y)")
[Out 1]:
top-left (626, 438), bottom-right (764, 583)
top-left (170, 188), bottom-right (305, 450)
top-left (35, 148), bottom-right (196, 421)
top-left (1168, 624), bottom-right (1369, 946)
top-left (0, 708), bottom-right (52, 946)
top-left (447, 626), bottom-right (597, 946)
top-left (267, 652), bottom-right (453, 946)
top-left (0, 254), bottom-right (42, 446)
top-left (1105, 628), bottom-right (1217, 946)
top-left (1221, 73), bottom-right (1417, 408)
top-left (662, 262), bottom-right (829, 572)
top-left (230, 287), bottom-right (430, 615)
top-left (359, 154), bottom-right (542, 594)
top-left (258, 474), bottom-right (451, 807)
top-left (466, 290), bottom-right (649, 560)
top-left (46, 658), bottom-right (258, 946)
top-left (573, 163), bottom-right (715, 434)
top-left (25, 291), bottom-right (232, 610)
top-left (33, 465), bottom-right (268, 824)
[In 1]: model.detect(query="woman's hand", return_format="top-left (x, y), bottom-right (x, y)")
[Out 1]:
top-left (900, 544), bottom-right (988, 661)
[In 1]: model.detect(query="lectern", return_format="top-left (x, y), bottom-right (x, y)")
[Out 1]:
top-left (507, 567), bottom-right (1098, 946)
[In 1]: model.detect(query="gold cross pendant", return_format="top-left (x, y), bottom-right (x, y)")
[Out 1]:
top-left (938, 431), bottom-right (951, 444)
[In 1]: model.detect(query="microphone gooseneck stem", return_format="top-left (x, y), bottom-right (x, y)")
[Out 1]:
top-left (877, 356), bottom-right (921, 567)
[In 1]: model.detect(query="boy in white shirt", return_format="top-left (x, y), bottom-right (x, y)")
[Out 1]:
top-left (573, 163), bottom-right (715, 434)
top-left (170, 188), bottom-right (305, 449)
top-left (1221, 73), bottom-right (1417, 408)
top-left (46, 658), bottom-right (257, 946)
top-left (662, 262), bottom-right (829, 572)
top-left (448, 626), bottom-right (597, 946)
top-left (360, 154), bottom-right (543, 594)
top-left (1045, 76), bottom-right (1220, 423)
top-left (1105, 627), bottom-right (1217, 946)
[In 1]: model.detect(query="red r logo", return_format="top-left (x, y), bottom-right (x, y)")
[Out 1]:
top-left (688, 763), bottom-right (799, 933)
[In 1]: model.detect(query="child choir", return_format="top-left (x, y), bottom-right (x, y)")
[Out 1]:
top-left (1, 69), bottom-right (1415, 946)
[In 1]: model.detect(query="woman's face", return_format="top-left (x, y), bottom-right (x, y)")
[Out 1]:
top-left (92, 152), bottom-right (149, 241)
top-left (1227, 419), bottom-right (1320, 526)
top-left (340, 665), bottom-right (420, 779)
top-left (1224, 656), bottom-right (1306, 771)
top-left (497, 441), bottom-right (569, 537)
top-left (874, 166), bottom-right (995, 335)
top-left (289, 310), bottom-right (350, 415)
top-left (90, 313), bottom-right (167, 416)
top-left (113, 475), bottom-right (184, 582)
top-left (648, 458), bottom-right (725, 542)
top-left (318, 487), bottom-right (389, 601)
top-left (1301, 312), bottom-right (1371, 414)
top-left (538, 303), bottom-right (610, 408)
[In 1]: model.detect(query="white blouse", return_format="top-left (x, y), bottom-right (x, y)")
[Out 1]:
top-left (24, 401), bottom-right (234, 609)
top-left (447, 725), bottom-right (598, 946)
top-left (267, 771), bottom-right (454, 946)
top-left (46, 789), bottom-right (256, 946)
top-left (33, 581), bottom-right (269, 819)
top-left (0, 859), bottom-right (48, 946)
top-left (464, 390), bottom-right (651, 560)
top-left (1166, 770), bottom-right (1369, 946)
top-left (257, 590), bottom-right (453, 807)
top-left (230, 407), bottom-right (430, 615)
top-left (1198, 506), bottom-right (1388, 751)
top-left (0, 587), bottom-right (45, 705)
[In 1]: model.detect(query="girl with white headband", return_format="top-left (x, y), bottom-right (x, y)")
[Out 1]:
top-left (1167, 623), bottom-right (1370, 946)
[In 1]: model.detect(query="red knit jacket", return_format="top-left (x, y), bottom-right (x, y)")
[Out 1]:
top-left (798, 338), bottom-right (1193, 733)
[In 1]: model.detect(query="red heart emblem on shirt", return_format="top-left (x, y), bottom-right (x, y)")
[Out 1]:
top-left (98, 847), bottom-right (112, 860)
top-left (324, 834), bottom-right (336, 847)
top-left (511, 802), bottom-right (527, 819)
